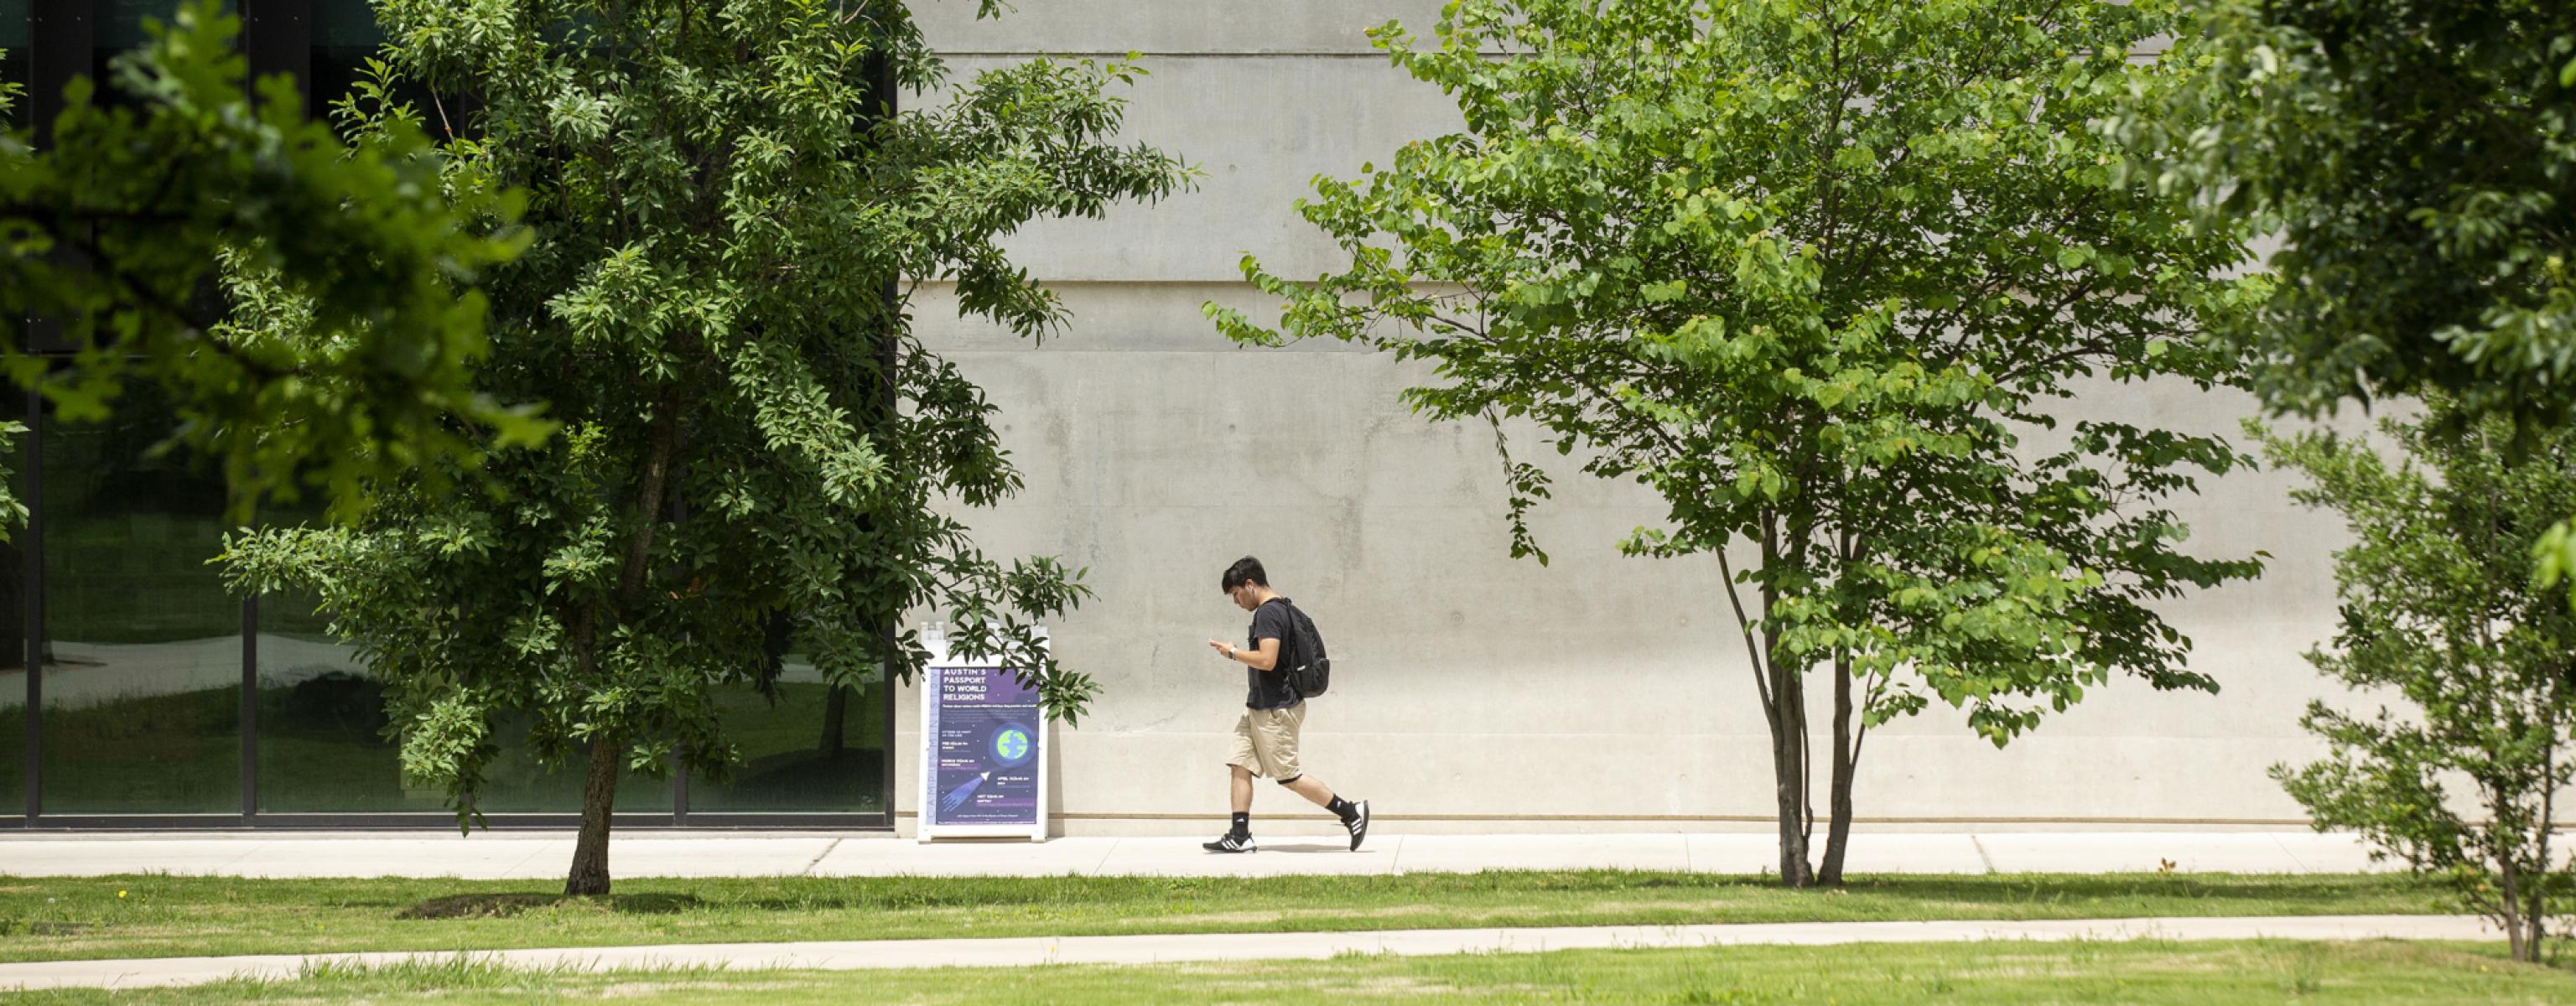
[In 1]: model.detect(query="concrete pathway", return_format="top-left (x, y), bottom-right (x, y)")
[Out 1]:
top-left (0, 830), bottom-right (2399, 879)
top-left (0, 914), bottom-right (2499, 992)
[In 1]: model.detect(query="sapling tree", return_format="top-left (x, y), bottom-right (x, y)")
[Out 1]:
top-left (2257, 402), bottom-right (2576, 963)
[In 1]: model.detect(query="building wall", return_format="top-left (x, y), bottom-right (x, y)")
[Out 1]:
top-left (891, 1), bottom-right (2369, 836)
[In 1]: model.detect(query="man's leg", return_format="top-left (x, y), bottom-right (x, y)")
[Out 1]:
top-left (1264, 705), bottom-right (1370, 851)
top-left (1280, 775), bottom-right (1336, 808)
top-left (1280, 775), bottom-right (1371, 851)
top-left (1206, 716), bottom-right (1260, 853)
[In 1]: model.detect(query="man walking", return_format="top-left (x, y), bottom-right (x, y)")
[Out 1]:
top-left (1202, 556), bottom-right (1369, 853)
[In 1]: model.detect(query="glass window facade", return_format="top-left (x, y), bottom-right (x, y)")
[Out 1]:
top-left (690, 642), bottom-right (891, 814)
top-left (252, 589), bottom-right (440, 813)
top-left (3, 0), bottom-right (27, 819)
top-left (36, 392), bottom-right (242, 815)
top-left (3, 0), bottom-right (893, 827)
top-left (9, 388), bottom-right (890, 826)
top-left (2, 397), bottom-right (23, 818)
top-left (255, 591), bottom-right (684, 816)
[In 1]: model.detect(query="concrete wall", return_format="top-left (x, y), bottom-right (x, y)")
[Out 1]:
top-left (890, 2), bottom-right (2361, 836)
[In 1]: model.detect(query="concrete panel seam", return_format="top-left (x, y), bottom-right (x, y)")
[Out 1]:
top-left (216, 842), bottom-right (271, 870)
top-left (1970, 835), bottom-right (1997, 874)
top-left (501, 842), bottom-right (560, 878)
top-left (2271, 832), bottom-right (2310, 872)
top-left (802, 837), bottom-right (844, 876)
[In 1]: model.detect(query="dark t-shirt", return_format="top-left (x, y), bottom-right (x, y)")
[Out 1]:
top-left (1244, 598), bottom-right (1303, 710)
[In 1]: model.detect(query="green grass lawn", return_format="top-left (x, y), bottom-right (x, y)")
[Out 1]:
top-left (0, 871), bottom-right (2464, 965)
top-left (8, 938), bottom-right (2573, 1004)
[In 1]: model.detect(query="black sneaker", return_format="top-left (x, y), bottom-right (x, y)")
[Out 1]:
top-left (1202, 832), bottom-right (1255, 853)
top-left (1343, 800), bottom-right (1371, 851)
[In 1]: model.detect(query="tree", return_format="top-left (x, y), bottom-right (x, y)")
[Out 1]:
top-left (1210, 0), bottom-right (2262, 885)
top-left (221, 0), bottom-right (1187, 895)
top-left (2255, 401), bottom-right (2576, 963)
top-left (0, 1), bottom-right (543, 525)
top-left (2106, 0), bottom-right (2576, 593)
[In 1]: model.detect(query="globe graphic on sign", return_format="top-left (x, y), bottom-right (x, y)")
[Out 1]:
top-left (988, 722), bottom-right (1036, 768)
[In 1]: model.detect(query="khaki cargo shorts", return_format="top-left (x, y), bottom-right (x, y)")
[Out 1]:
top-left (1227, 703), bottom-right (1306, 780)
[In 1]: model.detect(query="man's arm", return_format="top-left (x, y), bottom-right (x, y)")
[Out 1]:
top-left (1206, 637), bottom-right (1282, 671)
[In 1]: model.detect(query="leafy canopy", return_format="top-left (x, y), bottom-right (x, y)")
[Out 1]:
top-left (1212, 0), bottom-right (2265, 748)
top-left (221, 0), bottom-right (1191, 830)
top-left (2112, 0), bottom-right (2576, 431)
top-left (0, 1), bottom-right (543, 524)
top-left (2109, 1), bottom-right (2576, 594)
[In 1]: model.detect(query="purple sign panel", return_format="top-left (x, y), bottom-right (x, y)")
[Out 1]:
top-left (927, 666), bottom-right (1041, 827)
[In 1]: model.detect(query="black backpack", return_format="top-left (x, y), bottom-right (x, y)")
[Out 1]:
top-left (1276, 599), bottom-right (1331, 697)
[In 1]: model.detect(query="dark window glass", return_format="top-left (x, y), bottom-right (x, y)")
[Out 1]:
top-left (309, 0), bottom-right (402, 134)
top-left (252, 568), bottom-right (671, 814)
top-left (96, 0), bottom-right (190, 50)
top-left (471, 714), bottom-right (675, 814)
top-left (93, 2), bottom-right (221, 101)
top-left (1, 0), bottom-right (29, 130)
top-left (258, 594), bottom-right (673, 816)
top-left (38, 389), bottom-right (241, 815)
top-left (254, 537), bottom-right (669, 814)
top-left (253, 589), bottom-right (447, 813)
top-left (689, 639), bottom-right (889, 814)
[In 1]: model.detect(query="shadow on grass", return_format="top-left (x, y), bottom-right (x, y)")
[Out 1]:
top-left (397, 893), bottom-right (704, 920)
top-left (669, 872), bottom-right (2439, 915)
top-left (1833, 874), bottom-right (2420, 905)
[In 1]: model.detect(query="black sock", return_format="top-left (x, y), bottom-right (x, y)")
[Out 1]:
top-left (1230, 812), bottom-right (1249, 837)
top-left (1326, 796), bottom-right (1355, 822)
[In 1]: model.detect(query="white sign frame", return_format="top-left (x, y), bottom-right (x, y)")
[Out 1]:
top-left (916, 634), bottom-right (1050, 843)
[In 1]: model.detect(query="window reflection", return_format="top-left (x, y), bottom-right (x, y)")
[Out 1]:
top-left (38, 392), bottom-right (241, 815)
top-left (690, 632), bottom-right (889, 814)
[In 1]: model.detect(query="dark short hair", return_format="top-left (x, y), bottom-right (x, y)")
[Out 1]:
top-left (1220, 556), bottom-right (1268, 593)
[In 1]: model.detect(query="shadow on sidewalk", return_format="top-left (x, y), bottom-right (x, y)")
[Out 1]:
top-left (1243, 842), bottom-right (1370, 855)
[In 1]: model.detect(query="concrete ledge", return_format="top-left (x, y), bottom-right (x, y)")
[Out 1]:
top-left (0, 831), bottom-right (2409, 879)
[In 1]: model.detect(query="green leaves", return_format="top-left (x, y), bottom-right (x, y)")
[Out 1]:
top-left (0, 1), bottom-right (541, 523)
top-left (2122, 0), bottom-right (2576, 436)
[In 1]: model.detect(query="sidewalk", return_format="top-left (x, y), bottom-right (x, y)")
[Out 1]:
top-left (0, 914), bottom-right (2497, 992)
top-left (0, 830), bottom-right (2394, 879)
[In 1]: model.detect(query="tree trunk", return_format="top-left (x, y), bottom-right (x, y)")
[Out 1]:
top-left (1769, 659), bottom-right (1814, 887)
top-left (818, 686), bottom-right (849, 755)
top-left (2501, 858), bottom-right (2532, 962)
top-left (1752, 519), bottom-right (1815, 889)
top-left (2528, 687), bottom-right (2558, 963)
top-left (1817, 654), bottom-right (1858, 885)
top-left (564, 397), bottom-right (677, 895)
top-left (564, 731), bottom-right (621, 897)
